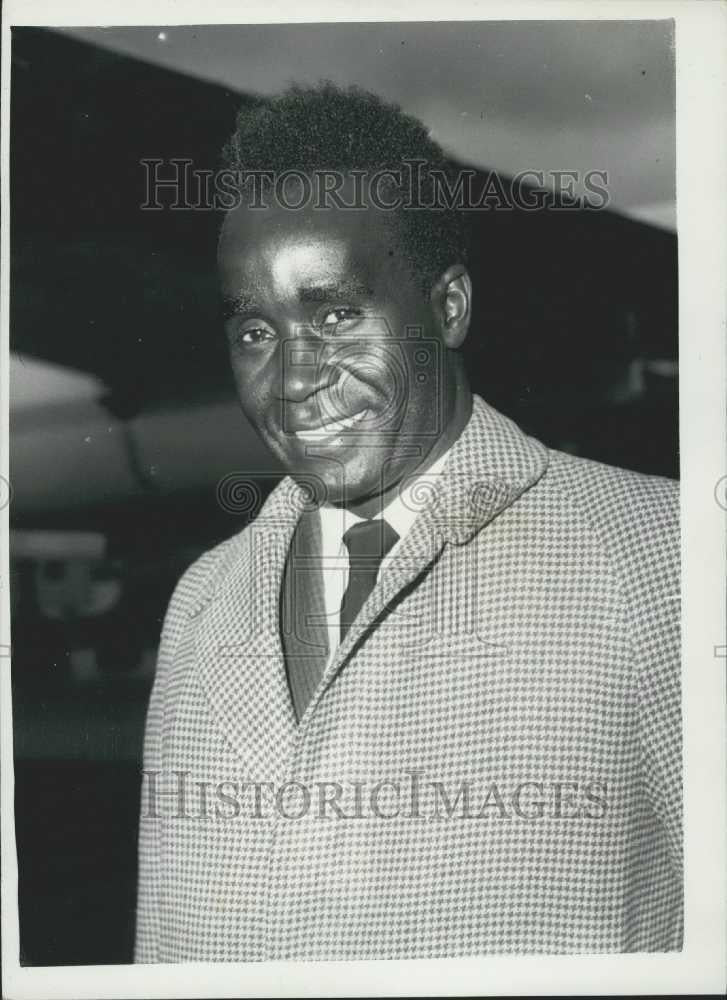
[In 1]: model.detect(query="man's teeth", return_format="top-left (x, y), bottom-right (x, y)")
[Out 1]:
top-left (295, 408), bottom-right (369, 441)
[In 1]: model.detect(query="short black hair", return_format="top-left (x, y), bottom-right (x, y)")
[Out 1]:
top-left (220, 81), bottom-right (467, 294)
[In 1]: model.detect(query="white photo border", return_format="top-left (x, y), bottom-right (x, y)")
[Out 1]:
top-left (1, 2), bottom-right (724, 997)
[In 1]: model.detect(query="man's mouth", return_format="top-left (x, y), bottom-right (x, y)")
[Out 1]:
top-left (293, 407), bottom-right (370, 442)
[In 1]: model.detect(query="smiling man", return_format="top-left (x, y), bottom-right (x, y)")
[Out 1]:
top-left (218, 173), bottom-right (472, 517)
top-left (135, 84), bottom-right (682, 962)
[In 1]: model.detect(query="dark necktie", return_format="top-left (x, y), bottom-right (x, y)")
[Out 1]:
top-left (340, 518), bottom-right (399, 643)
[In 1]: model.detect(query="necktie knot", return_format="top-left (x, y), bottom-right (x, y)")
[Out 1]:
top-left (342, 517), bottom-right (399, 565)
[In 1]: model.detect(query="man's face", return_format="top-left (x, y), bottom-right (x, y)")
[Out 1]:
top-left (218, 186), bottom-right (460, 506)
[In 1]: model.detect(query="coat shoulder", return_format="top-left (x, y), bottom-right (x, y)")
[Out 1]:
top-left (542, 447), bottom-right (680, 603)
top-left (545, 447), bottom-right (679, 535)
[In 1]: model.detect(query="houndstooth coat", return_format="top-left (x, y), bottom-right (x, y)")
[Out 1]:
top-left (135, 395), bottom-right (682, 962)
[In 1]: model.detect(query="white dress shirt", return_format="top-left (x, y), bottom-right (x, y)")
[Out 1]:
top-left (317, 448), bottom-right (451, 665)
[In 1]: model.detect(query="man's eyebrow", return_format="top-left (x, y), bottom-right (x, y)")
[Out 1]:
top-left (298, 280), bottom-right (372, 303)
top-left (222, 280), bottom-right (373, 317)
top-left (221, 293), bottom-right (261, 319)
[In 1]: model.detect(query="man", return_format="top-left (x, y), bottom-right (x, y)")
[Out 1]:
top-left (135, 84), bottom-right (681, 962)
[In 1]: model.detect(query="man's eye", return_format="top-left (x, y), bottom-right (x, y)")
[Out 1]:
top-left (238, 327), bottom-right (276, 345)
top-left (319, 307), bottom-right (363, 333)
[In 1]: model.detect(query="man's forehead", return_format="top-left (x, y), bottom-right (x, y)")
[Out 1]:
top-left (219, 216), bottom-right (381, 302)
top-left (266, 239), bottom-right (349, 294)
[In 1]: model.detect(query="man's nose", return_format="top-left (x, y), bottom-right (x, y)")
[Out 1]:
top-left (280, 329), bottom-right (332, 403)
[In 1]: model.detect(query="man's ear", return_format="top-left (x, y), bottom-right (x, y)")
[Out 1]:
top-left (431, 265), bottom-right (472, 348)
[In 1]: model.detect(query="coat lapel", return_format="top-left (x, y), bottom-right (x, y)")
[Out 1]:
top-left (280, 509), bottom-right (329, 719)
top-left (193, 479), bottom-right (305, 775)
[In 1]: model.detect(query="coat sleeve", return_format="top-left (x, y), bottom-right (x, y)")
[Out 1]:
top-left (133, 632), bottom-right (166, 963)
top-left (568, 457), bottom-right (683, 876)
top-left (133, 546), bottom-right (222, 962)
top-left (634, 477), bottom-right (682, 877)
top-left (560, 455), bottom-right (683, 948)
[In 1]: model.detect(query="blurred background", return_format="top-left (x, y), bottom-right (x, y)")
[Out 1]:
top-left (10, 22), bottom-right (677, 965)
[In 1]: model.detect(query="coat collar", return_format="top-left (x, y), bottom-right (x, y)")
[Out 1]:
top-left (418, 393), bottom-right (549, 546)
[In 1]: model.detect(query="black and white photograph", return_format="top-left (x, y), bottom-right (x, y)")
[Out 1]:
top-left (1, 2), bottom-right (725, 997)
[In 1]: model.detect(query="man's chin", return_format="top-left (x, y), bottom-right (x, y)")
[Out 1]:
top-left (287, 463), bottom-right (380, 510)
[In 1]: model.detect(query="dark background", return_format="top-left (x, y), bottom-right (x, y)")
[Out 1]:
top-left (10, 25), bottom-right (677, 965)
